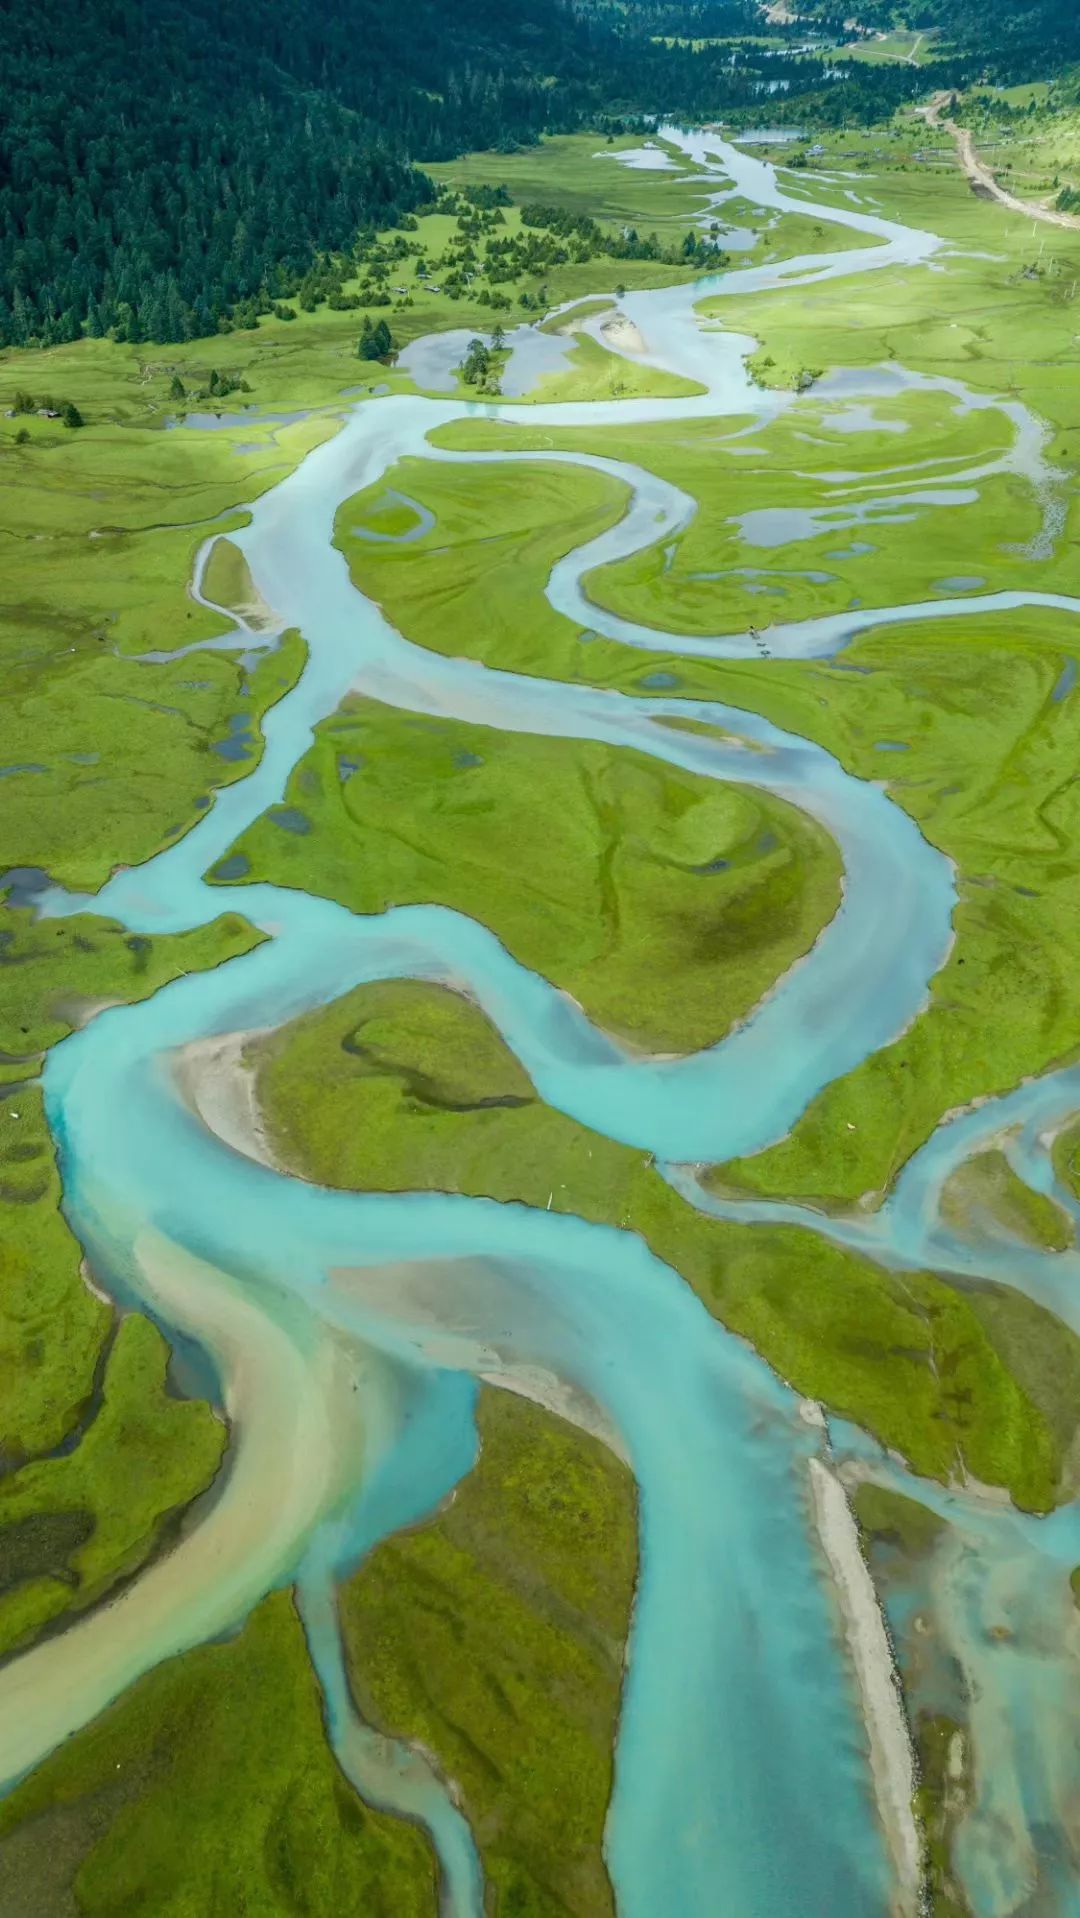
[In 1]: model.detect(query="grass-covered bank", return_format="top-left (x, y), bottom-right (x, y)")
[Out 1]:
top-left (703, 126), bottom-right (1080, 463)
top-left (941, 1148), bottom-right (1074, 1252)
top-left (0, 909), bottom-right (260, 1654)
top-left (0, 1316), bottom-right (224, 1660)
top-left (2, 630), bottom-right (307, 894)
top-left (342, 1388), bottom-right (637, 1918)
top-left (212, 694), bottom-right (842, 1056)
top-left (443, 398), bottom-right (1067, 633)
top-left (0, 1590), bottom-right (436, 1915)
top-left (247, 979), bottom-right (1080, 1515)
top-left (0, 132), bottom-right (730, 901)
top-left (356, 421), bottom-right (1080, 1210)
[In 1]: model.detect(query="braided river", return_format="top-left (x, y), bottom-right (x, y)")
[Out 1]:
top-left (4, 126), bottom-right (1080, 1916)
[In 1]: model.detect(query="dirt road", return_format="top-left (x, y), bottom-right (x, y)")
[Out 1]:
top-left (921, 93), bottom-right (1080, 231)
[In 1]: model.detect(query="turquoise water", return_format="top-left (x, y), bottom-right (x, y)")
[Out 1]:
top-left (5, 127), bottom-right (1079, 1914)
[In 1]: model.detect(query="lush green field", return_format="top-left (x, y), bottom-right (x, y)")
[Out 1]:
top-left (385, 414), bottom-right (1080, 1207)
top-left (8, 100), bottom-right (1080, 1913)
top-left (0, 908), bottom-right (259, 1656)
top-left (0, 1591), bottom-right (436, 1915)
top-left (941, 1147), bottom-right (1074, 1252)
top-left (703, 136), bottom-right (1080, 458)
top-left (213, 691), bottom-right (842, 1055)
top-left (342, 1387), bottom-right (636, 1917)
top-left (421, 395), bottom-right (1063, 636)
top-left (0, 1315), bottom-right (224, 1658)
top-left (247, 978), bottom-right (1080, 1513)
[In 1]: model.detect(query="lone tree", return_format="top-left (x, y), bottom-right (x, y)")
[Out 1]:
top-left (169, 373), bottom-right (186, 400)
top-left (60, 401), bottom-right (84, 429)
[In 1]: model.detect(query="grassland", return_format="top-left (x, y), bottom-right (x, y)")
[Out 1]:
top-left (199, 536), bottom-right (267, 626)
top-left (342, 1387), bottom-right (636, 1918)
top-left (0, 1590), bottom-right (435, 1916)
top-left (247, 978), bottom-right (1080, 1513)
top-left (0, 907), bottom-right (262, 1655)
top-left (1052, 1118), bottom-right (1080, 1201)
top-left (941, 1148), bottom-right (1073, 1252)
top-left (379, 414), bottom-right (1080, 1209)
top-left (526, 329), bottom-right (705, 404)
top-left (0, 907), bottom-right (257, 1455)
top-left (421, 396), bottom-right (1064, 639)
top-left (214, 691), bottom-right (842, 1055)
top-left (824, 28), bottom-right (941, 65)
top-left (851, 1482), bottom-right (946, 1556)
top-left (0, 1315), bottom-right (225, 1659)
top-left (0, 130), bottom-right (739, 907)
top-left (702, 130), bottom-right (1080, 457)
top-left (2, 629), bottom-right (307, 892)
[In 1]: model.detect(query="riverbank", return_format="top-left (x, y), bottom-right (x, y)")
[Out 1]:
top-left (807, 1457), bottom-right (922, 1917)
top-left (3, 118), bottom-right (1080, 1918)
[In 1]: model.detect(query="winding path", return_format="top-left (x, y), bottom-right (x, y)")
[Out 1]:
top-left (921, 93), bottom-right (1080, 231)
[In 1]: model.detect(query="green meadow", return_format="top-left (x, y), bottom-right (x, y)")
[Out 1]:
top-left (247, 978), bottom-right (1080, 1514)
top-left (342, 1388), bottom-right (636, 1918)
top-left (213, 693), bottom-right (842, 1055)
top-left (0, 1591), bottom-right (436, 1915)
top-left (704, 131), bottom-right (1080, 458)
top-left (0, 1315), bottom-right (224, 1659)
top-left (941, 1147), bottom-right (1074, 1252)
top-left (0, 909), bottom-right (257, 1652)
top-left (391, 396), bottom-right (1067, 638)
top-left (352, 411), bottom-right (1080, 1209)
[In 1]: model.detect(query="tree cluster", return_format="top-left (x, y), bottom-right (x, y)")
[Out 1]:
top-left (458, 332), bottom-right (505, 394)
top-left (358, 317), bottom-right (395, 361)
top-left (3, 0), bottom-right (1071, 358)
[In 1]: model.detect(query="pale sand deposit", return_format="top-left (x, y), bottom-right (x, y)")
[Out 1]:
top-left (174, 1028), bottom-right (281, 1170)
top-left (601, 314), bottom-right (647, 353)
top-left (808, 1457), bottom-right (923, 1916)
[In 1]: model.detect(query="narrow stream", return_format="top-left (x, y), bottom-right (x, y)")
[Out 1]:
top-left (4, 127), bottom-right (1077, 1916)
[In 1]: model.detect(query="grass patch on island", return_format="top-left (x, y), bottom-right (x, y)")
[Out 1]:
top-left (342, 1387), bottom-right (636, 1918)
top-left (0, 1590), bottom-right (435, 1916)
top-left (941, 1148), bottom-right (1073, 1252)
top-left (0, 1315), bottom-right (225, 1659)
top-left (213, 695), bottom-right (842, 1056)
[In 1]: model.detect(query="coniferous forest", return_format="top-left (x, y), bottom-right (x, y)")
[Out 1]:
top-left (0, 0), bottom-right (620, 349)
top-left (0, 0), bottom-right (1072, 351)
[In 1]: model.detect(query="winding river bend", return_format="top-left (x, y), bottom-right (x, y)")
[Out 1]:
top-left (4, 127), bottom-right (1080, 1916)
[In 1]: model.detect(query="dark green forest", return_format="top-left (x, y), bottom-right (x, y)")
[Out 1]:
top-left (0, 0), bottom-right (643, 349)
top-left (0, 0), bottom-right (1072, 351)
top-left (794, 0), bottom-right (1080, 74)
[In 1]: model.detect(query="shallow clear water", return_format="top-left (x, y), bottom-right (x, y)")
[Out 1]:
top-left (6, 125), bottom-right (1077, 1918)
